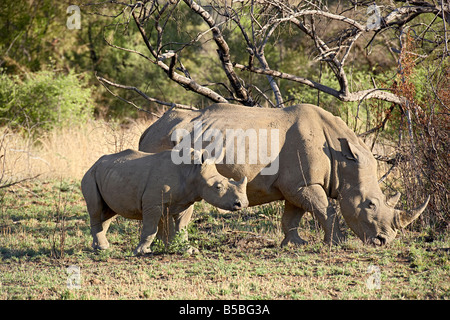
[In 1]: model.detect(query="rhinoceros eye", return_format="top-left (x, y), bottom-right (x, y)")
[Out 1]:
top-left (368, 201), bottom-right (377, 210)
top-left (215, 182), bottom-right (224, 191)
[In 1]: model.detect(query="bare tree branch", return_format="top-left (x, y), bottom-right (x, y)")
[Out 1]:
top-left (90, 0), bottom-right (448, 111)
top-left (227, 7), bottom-right (283, 107)
top-left (131, 10), bottom-right (229, 104)
top-left (96, 73), bottom-right (197, 112)
top-left (182, 0), bottom-right (253, 105)
top-left (234, 62), bottom-right (404, 104)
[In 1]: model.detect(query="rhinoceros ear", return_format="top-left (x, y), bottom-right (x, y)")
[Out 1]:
top-left (190, 148), bottom-right (211, 164)
top-left (190, 148), bottom-right (201, 164)
top-left (200, 149), bottom-right (213, 164)
top-left (340, 138), bottom-right (359, 162)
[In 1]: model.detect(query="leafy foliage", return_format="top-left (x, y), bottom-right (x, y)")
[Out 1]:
top-left (0, 70), bottom-right (94, 132)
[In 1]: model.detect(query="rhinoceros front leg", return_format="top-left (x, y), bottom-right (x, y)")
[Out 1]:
top-left (157, 213), bottom-right (175, 246)
top-left (281, 201), bottom-right (308, 247)
top-left (283, 185), bottom-right (345, 245)
top-left (134, 206), bottom-right (162, 256)
top-left (157, 205), bottom-right (198, 254)
top-left (173, 206), bottom-right (199, 254)
top-left (157, 205), bottom-right (193, 244)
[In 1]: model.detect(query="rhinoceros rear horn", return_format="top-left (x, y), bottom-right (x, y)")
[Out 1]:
top-left (239, 176), bottom-right (248, 186)
top-left (386, 192), bottom-right (401, 208)
top-left (394, 196), bottom-right (430, 229)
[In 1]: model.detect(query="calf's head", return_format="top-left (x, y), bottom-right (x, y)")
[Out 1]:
top-left (337, 139), bottom-right (429, 246)
top-left (194, 150), bottom-right (249, 211)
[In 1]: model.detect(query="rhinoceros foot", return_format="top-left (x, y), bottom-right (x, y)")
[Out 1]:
top-left (185, 245), bottom-right (200, 255)
top-left (281, 235), bottom-right (308, 247)
top-left (134, 245), bottom-right (152, 256)
top-left (92, 241), bottom-right (110, 251)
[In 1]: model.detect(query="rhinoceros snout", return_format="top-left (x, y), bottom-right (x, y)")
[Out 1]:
top-left (232, 200), bottom-right (243, 211)
top-left (370, 235), bottom-right (387, 246)
top-left (231, 199), bottom-right (248, 211)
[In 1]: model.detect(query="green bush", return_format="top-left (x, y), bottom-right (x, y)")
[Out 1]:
top-left (0, 70), bottom-right (94, 132)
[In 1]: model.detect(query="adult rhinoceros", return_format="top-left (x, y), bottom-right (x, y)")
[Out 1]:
top-left (139, 103), bottom-right (429, 247)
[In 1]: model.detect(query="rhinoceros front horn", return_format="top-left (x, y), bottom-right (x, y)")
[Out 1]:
top-left (394, 196), bottom-right (430, 229)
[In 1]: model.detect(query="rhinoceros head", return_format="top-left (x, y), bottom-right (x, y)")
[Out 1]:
top-left (337, 139), bottom-right (429, 246)
top-left (193, 150), bottom-right (249, 211)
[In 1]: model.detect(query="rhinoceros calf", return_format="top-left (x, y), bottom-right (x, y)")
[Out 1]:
top-left (81, 149), bottom-right (248, 255)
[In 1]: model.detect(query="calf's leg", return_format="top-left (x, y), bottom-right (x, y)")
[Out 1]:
top-left (173, 206), bottom-right (198, 254)
top-left (157, 205), bottom-right (195, 252)
top-left (134, 206), bottom-right (163, 255)
top-left (90, 207), bottom-right (116, 250)
top-left (82, 174), bottom-right (116, 250)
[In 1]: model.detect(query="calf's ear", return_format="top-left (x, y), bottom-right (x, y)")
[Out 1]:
top-left (190, 148), bottom-right (212, 164)
top-left (200, 149), bottom-right (212, 164)
top-left (190, 148), bottom-right (201, 164)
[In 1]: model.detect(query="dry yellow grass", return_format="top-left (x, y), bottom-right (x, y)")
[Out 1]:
top-left (0, 119), bottom-right (153, 182)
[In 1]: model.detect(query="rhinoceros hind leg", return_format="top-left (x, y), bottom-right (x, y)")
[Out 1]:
top-left (83, 179), bottom-right (117, 250)
top-left (281, 201), bottom-right (308, 247)
top-left (90, 207), bottom-right (117, 250)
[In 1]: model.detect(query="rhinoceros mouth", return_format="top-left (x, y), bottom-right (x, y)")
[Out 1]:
top-left (370, 235), bottom-right (387, 246)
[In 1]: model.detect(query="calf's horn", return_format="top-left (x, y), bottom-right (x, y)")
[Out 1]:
top-left (394, 196), bottom-right (430, 229)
